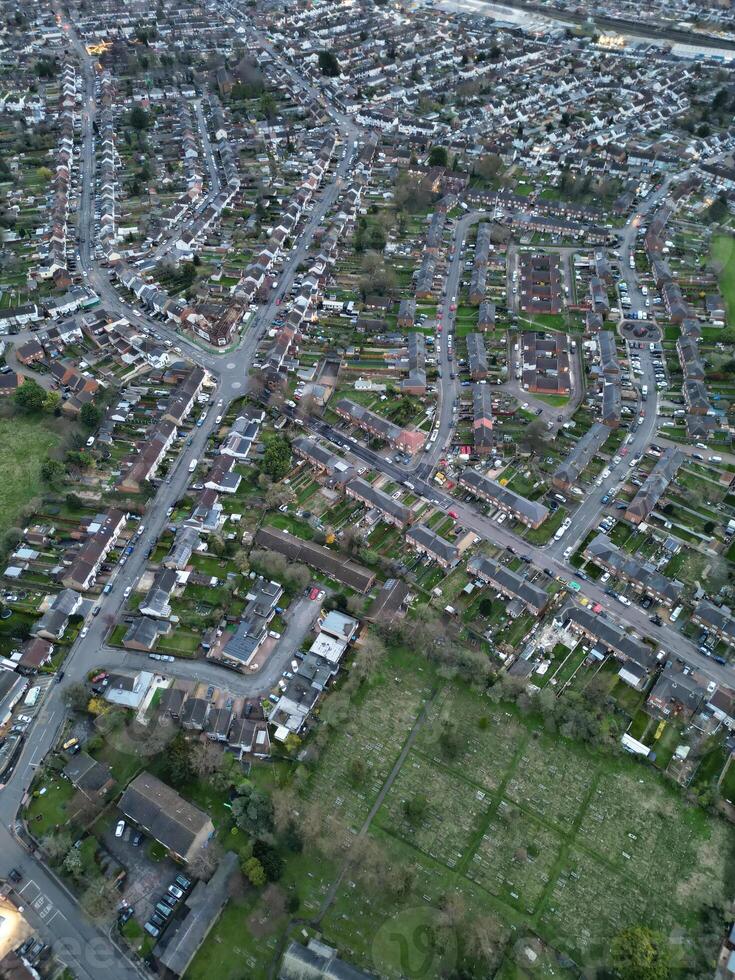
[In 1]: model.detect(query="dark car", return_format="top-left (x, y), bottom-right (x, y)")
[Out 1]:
top-left (132, 832), bottom-right (143, 847)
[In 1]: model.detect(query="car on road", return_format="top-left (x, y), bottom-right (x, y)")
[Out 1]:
top-left (123, 586), bottom-right (132, 598)
top-left (80, 626), bottom-right (89, 638)
top-left (115, 820), bottom-right (125, 838)
top-left (567, 581), bottom-right (581, 592)
top-left (448, 509), bottom-right (458, 519)
top-left (616, 594), bottom-right (632, 606)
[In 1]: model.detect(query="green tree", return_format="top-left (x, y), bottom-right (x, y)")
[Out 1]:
top-left (261, 435), bottom-right (291, 481)
top-left (253, 839), bottom-right (283, 881)
top-left (14, 378), bottom-right (47, 413)
top-left (63, 845), bottom-right (84, 879)
top-left (129, 106), bottom-right (150, 131)
top-left (242, 856), bottom-right (266, 887)
top-left (428, 145), bottom-right (449, 167)
top-left (610, 926), bottom-right (672, 980)
top-left (43, 390), bottom-right (61, 413)
top-left (160, 732), bottom-right (194, 787)
top-left (40, 458), bottom-right (65, 485)
top-left (79, 401), bottom-right (101, 429)
top-left (317, 50), bottom-right (340, 77)
top-left (403, 794), bottom-right (428, 826)
top-left (232, 784), bottom-right (273, 836)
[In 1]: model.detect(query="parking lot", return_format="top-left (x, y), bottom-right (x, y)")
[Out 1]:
top-left (100, 818), bottom-right (179, 927)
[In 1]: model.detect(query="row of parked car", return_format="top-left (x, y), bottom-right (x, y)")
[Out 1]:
top-left (144, 873), bottom-right (192, 939)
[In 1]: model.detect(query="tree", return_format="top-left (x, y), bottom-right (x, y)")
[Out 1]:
top-left (610, 926), bottom-right (672, 980)
top-left (64, 683), bottom-right (89, 712)
top-left (42, 831), bottom-right (72, 864)
top-left (187, 840), bottom-right (222, 882)
top-left (191, 739), bottom-right (223, 778)
top-left (428, 146), bottom-right (449, 167)
top-left (252, 839), bottom-right (283, 881)
top-left (352, 633), bottom-right (385, 684)
top-left (80, 877), bottom-right (120, 921)
top-left (348, 758), bottom-right (368, 788)
top-left (475, 153), bottom-right (503, 181)
top-left (86, 697), bottom-right (108, 716)
top-left (520, 418), bottom-right (548, 453)
top-left (265, 484), bottom-right (295, 511)
top-left (403, 794), bottom-right (429, 826)
top-left (261, 436), bottom-right (291, 481)
top-left (43, 390), bottom-right (61, 413)
top-left (160, 732), bottom-right (194, 787)
top-left (62, 845), bottom-right (84, 879)
top-left (232, 784), bottom-right (273, 836)
top-left (233, 550), bottom-right (250, 575)
top-left (242, 856), bottom-right (266, 887)
top-left (80, 402), bottom-right (101, 430)
top-left (14, 378), bottom-right (47, 413)
top-left (129, 106), bottom-right (150, 131)
top-left (707, 193), bottom-right (728, 224)
top-left (317, 50), bottom-right (340, 77)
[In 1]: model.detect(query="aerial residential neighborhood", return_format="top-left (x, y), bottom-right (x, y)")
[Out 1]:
top-left (0, 0), bottom-right (734, 978)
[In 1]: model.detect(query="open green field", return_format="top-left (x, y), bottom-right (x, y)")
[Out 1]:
top-left (0, 416), bottom-right (59, 535)
top-left (711, 234), bottom-right (735, 328)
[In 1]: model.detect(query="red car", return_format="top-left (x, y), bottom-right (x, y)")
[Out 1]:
top-left (448, 510), bottom-right (458, 520)
top-left (309, 587), bottom-right (320, 600)
top-left (592, 603), bottom-right (603, 614)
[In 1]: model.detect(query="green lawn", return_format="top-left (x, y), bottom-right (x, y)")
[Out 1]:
top-left (25, 775), bottom-right (75, 837)
top-left (0, 416), bottom-right (60, 536)
top-left (711, 234), bottom-right (735, 328)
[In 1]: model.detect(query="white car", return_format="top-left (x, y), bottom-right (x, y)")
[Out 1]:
top-left (80, 626), bottom-right (89, 638)
top-left (115, 820), bottom-right (126, 838)
top-left (123, 586), bottom-right (132, 598)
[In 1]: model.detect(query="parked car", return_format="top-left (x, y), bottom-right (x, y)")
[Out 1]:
top-left (115, 820), bottom-right (125, 838)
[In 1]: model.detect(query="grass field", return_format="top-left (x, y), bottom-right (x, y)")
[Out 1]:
top-left (0, 416), bottom-right (59, 535)
top-left (711, 234), bottom-right (735, 328)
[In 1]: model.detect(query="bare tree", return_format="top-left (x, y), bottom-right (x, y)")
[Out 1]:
top-left (190, 739), bottom-right (223, 778)
top-left (187, 839), bottom-right (223, 882)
